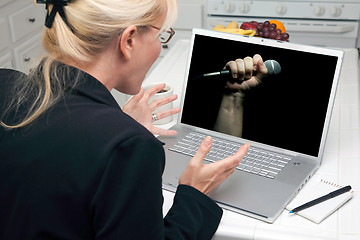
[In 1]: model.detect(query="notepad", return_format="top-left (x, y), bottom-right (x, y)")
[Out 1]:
top-left (286, 178), bottom-right (353, 224)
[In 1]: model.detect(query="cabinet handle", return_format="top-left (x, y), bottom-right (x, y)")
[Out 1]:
top-left (28, 18), bottom-right (36, 23)
top-left (24, 58), bottom-right (31, 62)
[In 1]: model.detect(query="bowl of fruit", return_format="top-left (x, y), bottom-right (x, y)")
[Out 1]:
top-left (213, 20), bottom-right (290, 41)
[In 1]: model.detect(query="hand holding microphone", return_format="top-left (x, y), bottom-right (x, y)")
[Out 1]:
top-left (210, 55), bottom-right (280, 137)
top-left (198, 54), bottom-right (281, 91)
top-left (226, 54), bottom-right (264, 90)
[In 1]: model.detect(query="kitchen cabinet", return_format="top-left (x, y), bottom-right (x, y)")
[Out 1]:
top-left (14, 32), bottom-right (43, 73)
top-left (0, 0), bottom-right (45, 73)
top-left (0, 50), bottom-right (12, 68)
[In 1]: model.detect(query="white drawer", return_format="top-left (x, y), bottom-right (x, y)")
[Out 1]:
top-left (0, 50), bottom-right (13, 68)
top-left (9, 4), bottom-right (45, 43)
top-left (0, 18), bottom-right (11, 52)
top-left (14, 32), bottom-right (45, 73)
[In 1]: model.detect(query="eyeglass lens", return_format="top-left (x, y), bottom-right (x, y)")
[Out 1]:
top-left (159, 32), bottom-right (171, 43)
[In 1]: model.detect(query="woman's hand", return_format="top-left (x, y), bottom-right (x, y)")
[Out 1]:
top-left (224, 54), bottom-right (268, 91)
top-left (122, 83), bottom-right (181, 136)
top-left (179, 136), bottom-right (250, 195)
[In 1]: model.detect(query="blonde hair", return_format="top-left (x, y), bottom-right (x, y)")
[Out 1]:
top-left (1, 0), bottom-right (178, 129)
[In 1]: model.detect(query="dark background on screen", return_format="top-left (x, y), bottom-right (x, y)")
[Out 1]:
top-left (181, 34), bottom-right (338, 157)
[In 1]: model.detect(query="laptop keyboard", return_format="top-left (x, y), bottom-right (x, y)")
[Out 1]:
top-left (168, 132), bottom-right (292, 179)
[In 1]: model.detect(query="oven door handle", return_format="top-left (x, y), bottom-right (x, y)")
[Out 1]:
top-left (285, 24), bottom-right (355, 34)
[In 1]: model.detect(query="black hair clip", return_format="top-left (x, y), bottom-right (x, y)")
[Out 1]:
top-left (35, 0), bottom-right (70, 4)
top-left (36, 0), bottom-right (74, 32)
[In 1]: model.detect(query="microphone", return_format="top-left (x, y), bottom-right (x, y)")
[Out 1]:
top-left (198, 60), bottom-right (281, 81)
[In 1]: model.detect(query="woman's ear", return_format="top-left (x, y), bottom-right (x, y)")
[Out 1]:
top-left (118, 25), bottom-right (137, 61)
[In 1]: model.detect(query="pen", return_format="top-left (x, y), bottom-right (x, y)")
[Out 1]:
top-left (289, 185), bottom-right (352, 213)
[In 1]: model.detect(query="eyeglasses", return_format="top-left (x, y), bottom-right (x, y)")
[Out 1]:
top-left (151, 26), bottom-right (175, 44)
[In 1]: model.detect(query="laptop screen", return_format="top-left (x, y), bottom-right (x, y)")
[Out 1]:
top-left (181, 33), bottom-right (340, 157)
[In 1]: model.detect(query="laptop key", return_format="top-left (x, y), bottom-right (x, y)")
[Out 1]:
top-left (169, 132), bottom-right (293, 180)
top-left (267, 172), bottom-right (277, 179)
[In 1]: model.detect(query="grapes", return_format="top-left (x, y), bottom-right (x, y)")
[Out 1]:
top-left (241, 20), bottom-right (290, 41)
top-left (281, 32), bottom-right (290, 40)
top-left (239, 20), bottom-right (290, 41)
top-left (269, 31), bottom-right (277, 39)
top-left (264, 31), bottom-right (270, 38)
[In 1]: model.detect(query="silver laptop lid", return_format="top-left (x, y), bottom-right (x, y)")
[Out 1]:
top-left (177, 28), bottom-right (343, 161)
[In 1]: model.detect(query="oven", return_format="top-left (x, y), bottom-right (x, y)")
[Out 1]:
top-left (205, 0), bottom-right (360, 48)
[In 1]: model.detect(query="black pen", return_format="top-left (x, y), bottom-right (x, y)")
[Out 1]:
top-left (289, 185), bottom-right (352, 213)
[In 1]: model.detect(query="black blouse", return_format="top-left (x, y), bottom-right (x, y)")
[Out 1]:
top-left (0, 65), bottom-right (222, 240)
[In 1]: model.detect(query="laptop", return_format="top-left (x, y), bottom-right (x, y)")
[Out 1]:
top-left (158, 28), bottom-right (343, 223)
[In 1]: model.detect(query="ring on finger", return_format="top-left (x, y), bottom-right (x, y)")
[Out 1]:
top-left (152, 113), bottom-right (158, 122)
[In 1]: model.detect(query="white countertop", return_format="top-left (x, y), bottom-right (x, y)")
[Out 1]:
top-left (144, 39), bottom-right (360, 240)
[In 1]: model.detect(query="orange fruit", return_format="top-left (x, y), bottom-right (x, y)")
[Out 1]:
top-left (269, 20), bottom-right (286, 33)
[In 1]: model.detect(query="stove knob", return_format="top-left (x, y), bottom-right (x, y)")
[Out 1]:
top-left (239, 3), bottom-right (250, 14)
top-left (330, 6), bottom-right (342, 17)
top-left (276, 4), bottom-right (287, 15)
top-left (225, 2), bottom-right (235, 13)
top-left (314, 6), bottom-right (325, 17)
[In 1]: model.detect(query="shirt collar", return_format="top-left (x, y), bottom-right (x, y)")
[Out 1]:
top-left (64, 64), bottom-right (121, 109)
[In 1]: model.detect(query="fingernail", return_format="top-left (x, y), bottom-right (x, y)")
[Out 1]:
top-left (204, 136), bottom-right (212, 146)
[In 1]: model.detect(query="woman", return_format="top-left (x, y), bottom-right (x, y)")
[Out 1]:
top-left (0, 0), bottom-right (249, 239)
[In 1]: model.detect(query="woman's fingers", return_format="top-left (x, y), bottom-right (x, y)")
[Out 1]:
top-left (144, 83), bottom-right (166, 99)
top-left (190, 136), bottom-right (213, 167)
top-left (150, 126), bottom-right (178, 136)
top-left (153, 107), bottom-right (181, 120)
top-left (211, 142), bottom-right (250, 173)
top-left (149, 94), bottom-right (178, 111)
